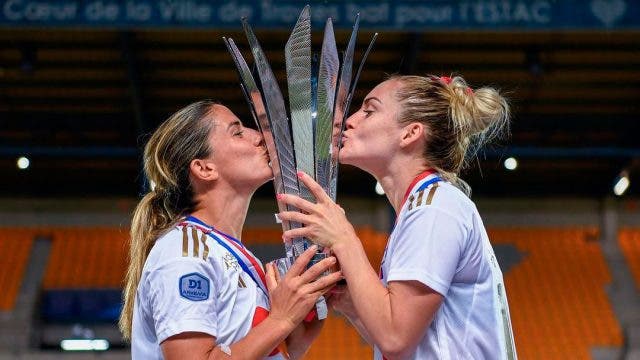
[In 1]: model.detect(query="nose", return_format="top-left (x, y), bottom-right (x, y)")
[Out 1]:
top-left (250, 128), bottom-right (264, 147)
top-left (345, 113), bottom-right (357, 130)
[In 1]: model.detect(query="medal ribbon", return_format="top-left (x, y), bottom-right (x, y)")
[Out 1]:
top-left (180, 215), bottom-right (269, 296)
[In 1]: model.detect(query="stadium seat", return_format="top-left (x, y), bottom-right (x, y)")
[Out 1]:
top-left (305, 314), bottom-right (373, 359)
top-left (23, 225), bottom-right (625, 358)
top-left (0, 228), bottom-right (36, 311)
top-left (42, 227), bottom-right (128, 289)
top-left (489, 227), bottom-right (623, 359)
top-left (619, 228), bottom-right (640, 290)
top-left (40, 227), bottom-right (128, 323)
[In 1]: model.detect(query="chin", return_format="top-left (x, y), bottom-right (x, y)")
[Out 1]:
top-left (339, 151), bottom-right (357, 166)
top-left (259, 167), bottom-right (274, 184)
top-left (338, 148), bottom-right (349, 163)
top-left (339, 154), bottom-right (375, 176)
top-left (247, 175), bottom-right (271, 193)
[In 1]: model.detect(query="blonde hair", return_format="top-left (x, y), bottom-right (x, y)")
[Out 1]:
top-left (119, 100), bottom-right (216, 340)
top-left (390, 74), bottom-right (509, 195)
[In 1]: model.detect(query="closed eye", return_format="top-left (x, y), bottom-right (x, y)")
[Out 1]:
top-left (228, 120), bottom-right (244, 137)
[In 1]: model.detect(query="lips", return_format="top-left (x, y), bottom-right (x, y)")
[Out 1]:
top-left (262, 150), bottom-right (272, 167)
top-left (340, 135), bottom-right (349, 149)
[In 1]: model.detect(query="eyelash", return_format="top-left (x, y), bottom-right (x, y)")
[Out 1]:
top-left (363, 109), bottom-right (373, 117)
top-left (235, 130), bottom-right (244, 136)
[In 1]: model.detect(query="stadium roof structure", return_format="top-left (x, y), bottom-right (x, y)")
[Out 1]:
top-left (1, 25), bottom-right (639, 197)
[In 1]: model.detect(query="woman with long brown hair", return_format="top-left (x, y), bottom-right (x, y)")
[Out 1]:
top-left (278, 75), bottom-right (517, 359)
top-left (119, 100), bottom-right (341, 359)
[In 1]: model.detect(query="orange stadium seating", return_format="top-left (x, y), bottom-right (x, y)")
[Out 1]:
top-left (251, 226), bottom-right (625, 359)
top-left (36, 225), bottom-right (382, 290)
top-left (489, 227), bottom-right (623, 360)
top-left (0, 225), bottom-right (625, 358)
top-left (243, 227), bottom-right (283, 245)
top-left (619, 228), bottom-right (640, 290)
top-left (0, 228), bottom-right (36, 310)
top-left (305, 314), bottom-right (373, 359)
top-left (42, 227), bottom-right (128, 289)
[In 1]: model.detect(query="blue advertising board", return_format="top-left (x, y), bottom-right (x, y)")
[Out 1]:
top-left (1, 0), bottom-right (638, 30)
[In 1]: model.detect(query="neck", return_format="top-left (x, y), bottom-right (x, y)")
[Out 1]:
top-left (376, 159), bottom-right (432, 215)
top-left (190, 186), bottom-right (253, 240)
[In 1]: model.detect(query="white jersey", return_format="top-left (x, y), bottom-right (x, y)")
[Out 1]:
top-left (375, 173), bottom-right (517, 360)
top-left (131, 218), bottom-right (284, 359)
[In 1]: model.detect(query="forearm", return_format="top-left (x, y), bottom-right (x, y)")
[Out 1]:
top-left (221, 316), bottom-right (293, 359)
top-left (333, 241), bottom-right (408, 357)
top-left (346, 316), bottom-right (374, 345)
top-left (162, 316), bottom-right (293, 360)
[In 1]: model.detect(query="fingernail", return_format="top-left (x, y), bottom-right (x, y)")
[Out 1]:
top-left (276, 193), bottom-right (283, 200)
top-left (329, 257), bottom-right (337, 264)
top-left (297, 171), bottom-right (304, 178)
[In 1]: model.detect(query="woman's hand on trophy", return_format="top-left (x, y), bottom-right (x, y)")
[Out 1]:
top-left (277, 171), bottom-right (359, 251)
top-left (265, 245), bottom-right (342, 328)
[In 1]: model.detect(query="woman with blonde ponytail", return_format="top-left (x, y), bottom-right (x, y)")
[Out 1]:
top-left (120, 100), bottom-right (342, 359)
top-left (277, 75), bottom-right (517, 359)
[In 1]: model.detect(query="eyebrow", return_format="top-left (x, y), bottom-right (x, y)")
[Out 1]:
top-left (364, 97), bottom-right (382, 105)
top-left (227, 120), bottom-right (242, 130)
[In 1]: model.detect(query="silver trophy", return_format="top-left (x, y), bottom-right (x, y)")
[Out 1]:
top-left (224, 6), bottom-right (376, 320)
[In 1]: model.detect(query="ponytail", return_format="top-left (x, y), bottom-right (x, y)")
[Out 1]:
top-left (390, 74), bottom-right (510, 196)
top-left (119, 100), bottom-right (216, 340)
top-left (119, 192), bottom-right (176, 339)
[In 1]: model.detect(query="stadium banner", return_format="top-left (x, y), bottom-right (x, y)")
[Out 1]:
top-left (1, 0), bottom-right (638, 31)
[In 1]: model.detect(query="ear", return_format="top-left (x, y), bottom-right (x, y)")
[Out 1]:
top-left (189, 158), bottom-right (219, 182)
top-left (399, 122), bottom-right (425, 149)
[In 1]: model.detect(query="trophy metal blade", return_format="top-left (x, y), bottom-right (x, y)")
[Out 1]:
top-left (223, 38), bottom-right (261, 131)
top-left (224, 37), bottom-right (303, 252)
top-left (242, 18), bottom-right (311, 258)
top-left (314, 18), bottom-right (339, 195)
top-left (223, 37), bottom-right (285, 203)
top-left (328, 14), bottom-right (360, 201)
top-left (285, 6), bottom-right (314, 202)
top-left (226, 9), bottom-right (376, 321)
top-left (345, 33), bottom-right (378, 120)
top-left (242, 19), bottom-right (299, 199)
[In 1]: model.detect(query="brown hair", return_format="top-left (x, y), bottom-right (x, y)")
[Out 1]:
top-left (119, 100), bottom-right (216, 340)
top-left (390, 74), bottom-right (509, 195)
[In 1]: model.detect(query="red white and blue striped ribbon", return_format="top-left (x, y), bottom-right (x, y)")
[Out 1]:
top-left (179, 215), bottom-right (269, 296)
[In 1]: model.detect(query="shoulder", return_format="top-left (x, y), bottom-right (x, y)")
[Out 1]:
top-left (146, 224), bottom-right (219, 272)
top-left (396, 182), bottom-right (479, 240)
top-left (405, 181), bottom-right (476, 221)
top-left (142, 226), bottom-right (221, 300)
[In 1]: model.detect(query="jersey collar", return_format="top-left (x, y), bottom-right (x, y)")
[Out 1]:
top-left (401, 169), bottom-right (437, 207)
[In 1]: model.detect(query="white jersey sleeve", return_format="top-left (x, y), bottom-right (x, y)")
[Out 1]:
top-left (386, 206), bottom-right (468, 296)
top-left (146, 257), bottom-right (219, 343)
